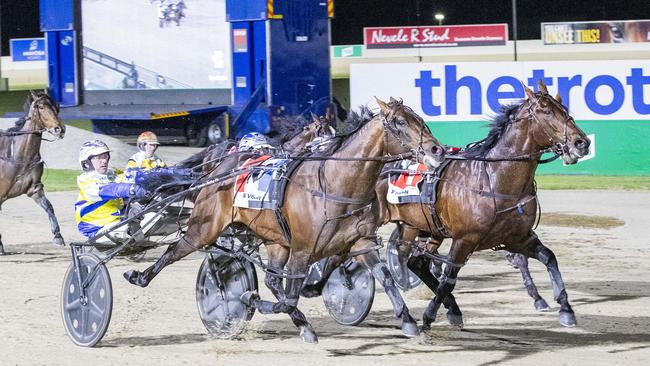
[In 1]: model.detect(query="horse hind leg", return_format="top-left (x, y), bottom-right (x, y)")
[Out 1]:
top-left (0, 233), bottom-right (5, 255)
top-left (507, 252), bottom-right (551, 311)
top-left (30, 187), bottom-right (64, 246)
top-left (354, 238), bottom-right (419, 337)
top-left (124, 211), bottom-right (226, 287)
top-left (526, 234), bottom-right (577, 327)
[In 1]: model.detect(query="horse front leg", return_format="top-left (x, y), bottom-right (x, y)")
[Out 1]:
top-left (525, 233), bottom-right (576, 327)
top-left (240, 247), bottom-right (317, 343)
top-left (407, 254), bottom-right (464, 326)
top-left (0, 233), bottom-right (5, 255)
top-left (419, 238), bottom-right (468, 331)
top-left (300, 254), bottom-right (343, 298)
top-left (30, 187), bottom-right (64, 246)
top-left (284, 251), bottom-right (318, 343)
top-left (353, 238), bottom-right (419, 337)
top-left (506, 252), bottom-right (551, 311)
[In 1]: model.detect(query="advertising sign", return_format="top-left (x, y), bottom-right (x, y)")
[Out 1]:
top-left (350, 61), bottom-right (650, 175)
top-left (542, 20), bottom-right (650, 45)
top-left (364, 24), bottom-right (508, 49)
top-left (10, 38), bottom-right (46, 62)
top-left (351, 60), bottom-right (650, 121)
top-left (333, 45), bottom-right (362, 58)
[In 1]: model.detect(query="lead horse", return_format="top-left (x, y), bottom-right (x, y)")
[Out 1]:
top-left (124, 98), bottom-right (446, 342)
top-left (377, 81), bottom-right (590, 329)
top-left (0, 91), bottom-right (66, 254)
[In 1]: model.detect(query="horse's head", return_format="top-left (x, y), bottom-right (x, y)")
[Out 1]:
top-left (375, 97), bottom-right (445, 168)
top-left (25, 90), bottom-right (65, 139)
top-left (307, 107), bottom-right (337, 139)
top-left (521, 80), bottom-right (590, 164)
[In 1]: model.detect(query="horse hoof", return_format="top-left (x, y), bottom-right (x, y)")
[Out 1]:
top-left (401, 321), bottom-right (420, 337)
top-left (300, 285), bottom-right (323, 298)
top-left (446, 313), bottom-right (464, 327)
top-left (300, 326), bottom-right (318, 344)
top-left (240, 291), bottom-right (259, 306)
top-left (123, 270), bottom-right (146, 287)
top-left (534, 298), bottom-right (551, 312)
top-left (421, 315), bottom-right (434, 331)
top-left (53, 235), bottom-right (65, 247)
top-left (559, 311), bottom-right (577, 327)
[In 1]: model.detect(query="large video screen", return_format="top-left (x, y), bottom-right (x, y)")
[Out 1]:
top-left (82, 0), bottom-right (231, 90)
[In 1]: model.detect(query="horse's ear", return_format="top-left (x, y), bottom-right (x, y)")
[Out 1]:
top-left (555, 92), bottom-right (563, 104)
top-left (521, 81), bottom-right (535, 100)
top-left (375, 97), bottom-right (389, 114)
top-left (389, 96), bottom-right (398, 104)
top-left (325, 106), bottom-right (335, 122)
top-left (537, 79), bottom-right (549, 94)
top-left (29, 90), bottom-right (39, 100)
top-left (310, 112), bottom-right (319, 124)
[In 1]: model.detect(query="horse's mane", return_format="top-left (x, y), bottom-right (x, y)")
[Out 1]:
top-left (463, 103), bottom-right (522, 158)
top-left (269, 114), bottom-right (313, 146)
top-left (312, 105), bottom-right (375, 157)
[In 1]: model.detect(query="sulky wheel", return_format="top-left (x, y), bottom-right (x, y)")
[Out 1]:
top-left (196, 253), bottom-right (257, 338)
top-left (61, 253), bottom-right (113, 347)
top-left (322, 259), bottom-right (375, 326)
top-left (386, 228), bottom-right (422, 291)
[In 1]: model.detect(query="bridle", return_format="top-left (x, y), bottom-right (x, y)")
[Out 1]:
top-left (449, 92), bottom-right (576, 164)
top-left (520, 91), bottom-right (574, 158)
top-left (0, 95), bottom-right (62, 141)
top-left (379, 101), bottom-right (436, 164)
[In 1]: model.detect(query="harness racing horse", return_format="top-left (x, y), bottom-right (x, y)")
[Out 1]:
top-left (124, 98), bottom-right (446, 342)
top-left (378, 81), bottom-right (590, 329)
top-left (176, 108), bottom-right (339, 180)
top-left (0, 90), bottom-right (66, 254)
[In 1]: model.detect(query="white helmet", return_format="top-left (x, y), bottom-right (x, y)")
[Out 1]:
top-left (238, 132), bottom-right (272, 152)
top-left (79, 140), bottom-right (110, 170)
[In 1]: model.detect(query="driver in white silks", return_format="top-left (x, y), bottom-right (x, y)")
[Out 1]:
top-left (232, 132), bottom-right (274, 153)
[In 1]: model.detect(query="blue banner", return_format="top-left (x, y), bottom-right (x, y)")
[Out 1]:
top-left (10, 38), bottom-right (46, 62)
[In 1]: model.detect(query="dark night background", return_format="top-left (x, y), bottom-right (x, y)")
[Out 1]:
top-left (1, 0), bottom-right (649, 55)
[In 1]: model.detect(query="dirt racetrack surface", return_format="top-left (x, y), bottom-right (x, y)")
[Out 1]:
top-left (1, 190), bottom-right (649, 365)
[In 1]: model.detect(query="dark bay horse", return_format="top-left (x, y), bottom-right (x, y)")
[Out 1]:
top-left (125, 98), bottom-right (446, 342)
top-left (177, 109), bottom-right (338, 175)
top-left (377, 81), bottom-right (590, 329)
top-left (0, 91), bottom-right (66, 254)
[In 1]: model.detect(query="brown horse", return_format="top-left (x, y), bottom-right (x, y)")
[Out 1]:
top-left (124, 98), bottom-right (446, 342)
top-left (0, 91), bottom-right (66, 254)
top-left (376, 80), bottom-right (590, 329)
top-left (177, 108), bottom-right (338, 176)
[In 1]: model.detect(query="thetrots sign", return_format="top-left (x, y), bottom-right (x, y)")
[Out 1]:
top-left (351, 61), bottom-right (650, 175)
top-left (364, 24), bottom-right (508, 49)
top-left (350, 60), bottom-right (650, 121)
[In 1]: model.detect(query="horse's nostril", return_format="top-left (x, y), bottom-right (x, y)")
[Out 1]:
top-left (575, 139), bottom-right (589, 149)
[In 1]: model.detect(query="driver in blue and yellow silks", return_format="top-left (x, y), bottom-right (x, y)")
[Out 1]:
top-left (75, 139), bottom-right (192, 242)
top-left (75, 140), bottom-right (148, 240)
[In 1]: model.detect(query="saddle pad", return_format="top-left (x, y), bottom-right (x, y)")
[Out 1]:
top-left (387, 160), bottom-right (427, 204)
top-left (234, 155), bottom-right (290, 210)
